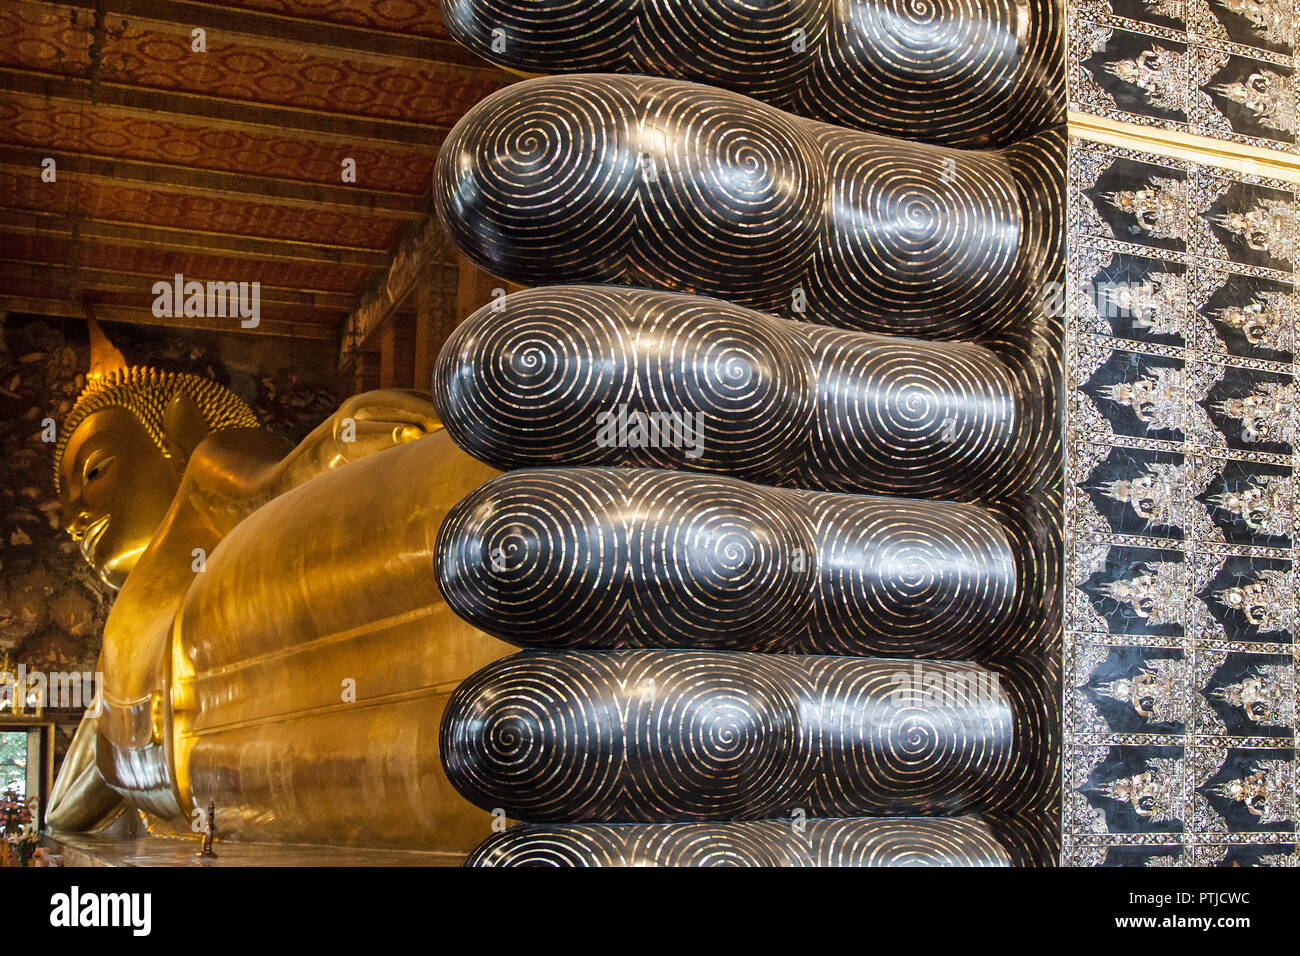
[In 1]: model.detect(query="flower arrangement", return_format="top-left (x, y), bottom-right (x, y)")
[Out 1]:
top-left (0, 786), bottom-right (38, 866)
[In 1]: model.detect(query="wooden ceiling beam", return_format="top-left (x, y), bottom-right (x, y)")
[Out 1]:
top-left (0, 4), bottom-right (500, 345)
top-left (0, 146), bottom-right (428, 215)
top-left (49, 0), bottom-right (502, 74)
top-left (1, 209), bottom-right (393, 267)
top-left (0, 261), bottom-right (357, 311)
top-left (0, 296), bottom-right (334, 340)
top-left (338, 215), bottom-right (455, 369)
top-left (0, 69), bottom-right (445, 146)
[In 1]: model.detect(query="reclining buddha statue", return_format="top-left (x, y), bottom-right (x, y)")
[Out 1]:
top-left (46, 321), bottom-right (514, 851)
top-left (47, 0), bottom-right (1065, 865)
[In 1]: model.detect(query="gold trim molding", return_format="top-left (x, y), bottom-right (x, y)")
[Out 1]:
top-left (1068, 110), bottom-right (1300, 184)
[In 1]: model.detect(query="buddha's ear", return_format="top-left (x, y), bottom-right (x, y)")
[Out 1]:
top-left (162, 391), bottom-right (209, 469)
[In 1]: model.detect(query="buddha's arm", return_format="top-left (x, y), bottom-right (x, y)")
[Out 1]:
top-left (180, 389), bottom-right (444, 537)
top-left (45, 712), bottom-right (123, 831)
top-left (268, 388), bottom-right (442, 493)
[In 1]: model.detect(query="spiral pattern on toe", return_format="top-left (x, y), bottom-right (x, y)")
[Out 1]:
top-left (808, 126), bottom-right (1021, 333)
top-left (629, 475), bottom-right (811, 643)
top-left (463, 815), bottom-right (1012, 866)
top-left (442, 649), bottom-right (1014, 820)
top-left (439, 0), bottom-right (1064, 147)
top-left (444, 651), bottom-right (625, 820)
top-left (624, 651), bottom-right (803, 817)
top-left (435, 468), bottom-right (1017, 657)
top-left (434, 74), bottom-right (1058, 341)
top-left (448, 469), bottom-right (627, 640)
top-left (433, 285), bottom-right (1027, 498)
top-left (635, 84), bottom-right (820, 304)
top-left (804, 490), bottom-right (1016, 656)
top-left (440, 75), bottom-right (640, 282)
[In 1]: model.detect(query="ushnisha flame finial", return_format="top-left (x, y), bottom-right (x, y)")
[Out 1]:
top-left (84, 308), bottom-right (127, 383)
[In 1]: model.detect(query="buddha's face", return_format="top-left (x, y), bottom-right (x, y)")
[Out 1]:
top-left (59, 407), bottom-right (180, 590)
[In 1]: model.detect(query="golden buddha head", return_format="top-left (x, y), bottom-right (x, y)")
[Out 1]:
top-left (55, 347), bottom-right (260, 590)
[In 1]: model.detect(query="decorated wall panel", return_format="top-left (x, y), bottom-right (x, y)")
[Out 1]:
top-left (1065, 12), bottom-right (1300, 862)
top-left (1070, 0), bottom-right (1297, 153)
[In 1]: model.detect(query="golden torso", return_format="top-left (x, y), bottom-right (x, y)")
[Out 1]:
top-left (85, 424), bottom-right (513, 851)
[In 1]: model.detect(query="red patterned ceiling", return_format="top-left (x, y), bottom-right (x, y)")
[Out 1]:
top-left (0, 0), bottom-right (509, 342)
top-left (0, 170), bottom-right (408, 249)
top-left (3, 232), bottom-right (373, 294)
top-left (1, 2), bottom-right (496, 125)
top-left (220, 0), bottom-right (452, 37)
top-left (0, 92), bottom-right (441, 191)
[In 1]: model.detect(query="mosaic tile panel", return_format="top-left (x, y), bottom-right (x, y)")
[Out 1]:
top-left (1070, 0), bottom-right (1298, 153)
top-left (1063, 137), bottom-right (1300, 866)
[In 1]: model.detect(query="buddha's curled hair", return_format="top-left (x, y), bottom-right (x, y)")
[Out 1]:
top-left (54, 366), bottom-right (260, 493)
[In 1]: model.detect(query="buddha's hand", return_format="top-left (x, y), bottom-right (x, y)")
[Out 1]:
top-left (328, 389), bottom-right (442, 452)
top-left (286, 389), bottom-right (441, 477)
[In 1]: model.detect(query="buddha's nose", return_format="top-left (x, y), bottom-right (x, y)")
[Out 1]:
top-left (64, 508), bottom-right (92, 537)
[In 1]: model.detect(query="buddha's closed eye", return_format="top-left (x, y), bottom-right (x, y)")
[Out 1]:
top-left (83, 455), bottom-right (115, 483)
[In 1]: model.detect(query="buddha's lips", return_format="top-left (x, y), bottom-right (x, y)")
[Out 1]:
top-left (81, 514), bottom-right (110, 565)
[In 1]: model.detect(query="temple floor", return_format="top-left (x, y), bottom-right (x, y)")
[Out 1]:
top-left (42, 833), bottom-right (463, 867)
